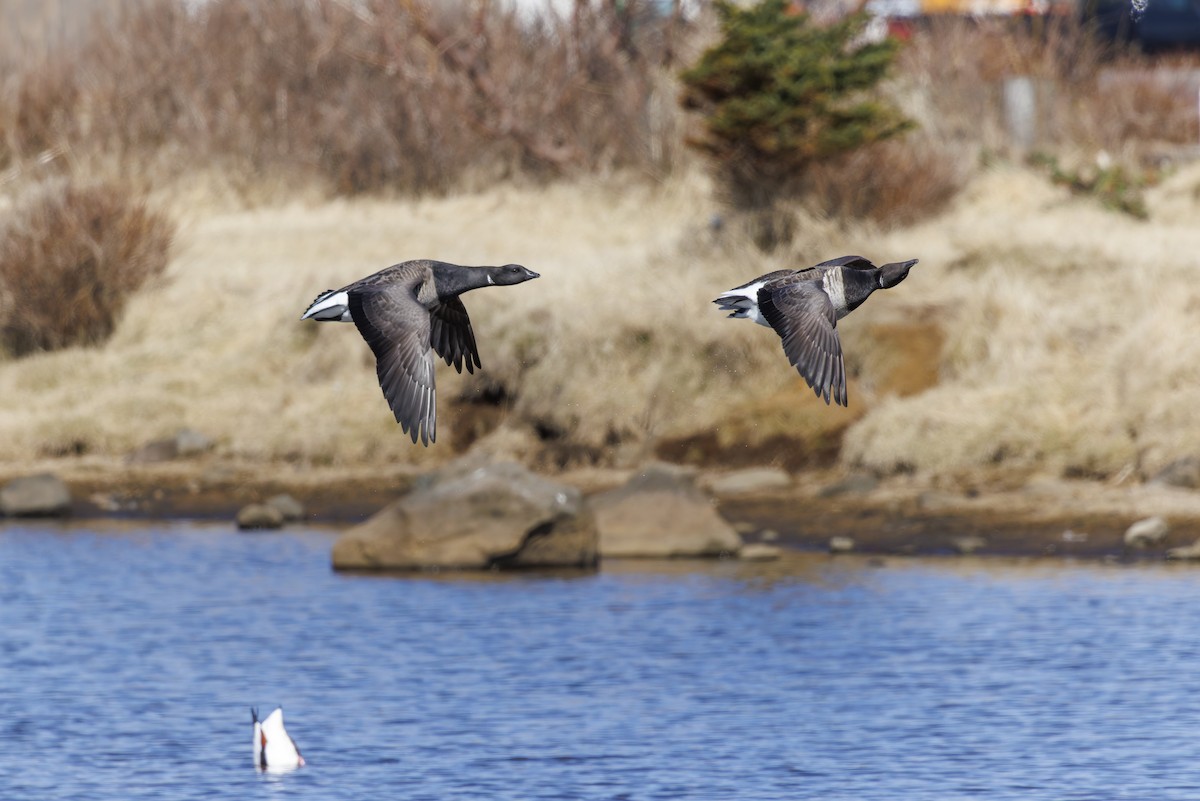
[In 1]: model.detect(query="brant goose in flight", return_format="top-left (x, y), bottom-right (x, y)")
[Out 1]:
top-left (252, 707), bottom-right (305, 771)
top-left (301, 259), bottom-right (540, 445)
top-left (715, 255), bottom-right (917, 406)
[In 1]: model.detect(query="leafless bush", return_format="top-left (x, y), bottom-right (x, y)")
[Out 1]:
top-left (0, 0), bottom-right (692, 197)
top-left (0, 179), bottom-right (174, 356)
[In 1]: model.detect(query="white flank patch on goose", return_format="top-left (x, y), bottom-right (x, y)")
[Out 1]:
top-left (717, 279), bottom-right (767, 302)
top-left (301, 290), bottom-right (350, 321)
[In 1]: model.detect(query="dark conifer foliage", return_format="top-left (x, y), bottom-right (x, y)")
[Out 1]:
top-left (680, 0), bottom-right (912, 239)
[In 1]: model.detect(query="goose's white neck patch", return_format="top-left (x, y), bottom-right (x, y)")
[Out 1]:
top-left (487, 275), bottom-right (495, 285)
top-left (822, 269), bottom-right (846, 314)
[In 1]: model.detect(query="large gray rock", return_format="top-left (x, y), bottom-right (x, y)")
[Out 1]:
top-left (0, 473), bottom-right (71, 517)
top-left (332, 462), bottom-right (597, 571)
top-left (592, 463), bottom-right (742, 558)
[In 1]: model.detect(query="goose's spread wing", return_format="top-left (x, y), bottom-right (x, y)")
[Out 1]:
top-left (348, 288), bottom-right (437, 445)
top-left (759, 280), bottom-right (848, 406)
top-left (814, 255), bottom-right (874, 270)
top-left (429, 298), bottom-right (480, 374)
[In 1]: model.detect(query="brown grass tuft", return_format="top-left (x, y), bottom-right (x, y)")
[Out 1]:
top-left (0, 178), bottom-right (175, 356)
top-left (803, 133), bottom-right (971, 226)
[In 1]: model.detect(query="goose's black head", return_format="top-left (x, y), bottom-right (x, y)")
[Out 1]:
top-left (489, 263), bottom-right (540, 286)
top-left (879, 258), bottom-right (918, 289)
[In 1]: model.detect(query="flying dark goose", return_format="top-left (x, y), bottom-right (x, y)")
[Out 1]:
top-left (714, 255), bottom-right (917, 406)
top-left (252, 707), bottom-right (305, 771)
top-left (301, 259), bottom-right (540, 445)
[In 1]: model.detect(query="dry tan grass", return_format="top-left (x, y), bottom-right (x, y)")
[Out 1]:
top-left (844, 163), bottom-right (1200, 482)
top-left (0, 171), bottom-right (805, 466)
top-left (1, 162), bottom-right (1199, 484)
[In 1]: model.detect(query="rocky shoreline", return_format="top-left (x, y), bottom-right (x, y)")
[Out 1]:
top-left (5, 456), bottom-right (1200, 565)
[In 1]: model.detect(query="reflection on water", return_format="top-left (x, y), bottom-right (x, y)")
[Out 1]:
top-left (3, 522), bottom-right (1200, 800)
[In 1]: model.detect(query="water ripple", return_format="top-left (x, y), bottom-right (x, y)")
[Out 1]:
top-left (3, 523), bottom-right (1200, 800)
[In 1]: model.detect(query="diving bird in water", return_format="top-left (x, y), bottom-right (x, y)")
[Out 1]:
top-left (714, 255), bottom-right (918, 406)
top-left (301, 259), bottom-right (540, 445)
top-left (252, 707), bottom-right (305, 771)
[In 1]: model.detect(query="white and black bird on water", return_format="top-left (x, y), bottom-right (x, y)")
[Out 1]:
top-left (301, 259), bottom-right (540, 445)
top-left (715, 255), bottom-right (918, 406)
top-left (252, 707), bottom-right (305, 771)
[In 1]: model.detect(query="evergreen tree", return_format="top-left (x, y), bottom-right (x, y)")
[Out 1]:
top-left (681, 0), bottom-right (911, 222)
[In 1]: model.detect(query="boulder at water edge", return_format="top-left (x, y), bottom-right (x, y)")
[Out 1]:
top-left (591, 463), bottom-right (743, 558)
top-left (237, 503), bottom-right (285, 531)
top-left (0, 473), bottom-right (71, 517)
top-left (331, 462), bottom-right (597, 571)
top-left (1124, 516), bottom-right (1169, 549)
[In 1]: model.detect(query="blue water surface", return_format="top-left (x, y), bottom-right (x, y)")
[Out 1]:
top-left (3, 522), bottom-right (1200, 800)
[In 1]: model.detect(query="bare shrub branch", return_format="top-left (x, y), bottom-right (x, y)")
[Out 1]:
top-left (0, 179), bottom-right (175, 356)
top-left (1, 0), bottom-right (690, 196)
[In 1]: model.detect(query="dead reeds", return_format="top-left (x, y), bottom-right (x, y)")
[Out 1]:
top-left (0, 179), bottom-right (174, 356)
top-left (0, 0), bottom-right (691, 197)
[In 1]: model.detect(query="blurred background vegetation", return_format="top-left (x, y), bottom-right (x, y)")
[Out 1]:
top-left (2, 0), bottom-right (1192, 210)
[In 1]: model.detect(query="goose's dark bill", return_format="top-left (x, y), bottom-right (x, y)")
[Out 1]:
top-left (348, 289), bottom-right (438, 445)
top-left (759, 281), bottom-right (848, 407)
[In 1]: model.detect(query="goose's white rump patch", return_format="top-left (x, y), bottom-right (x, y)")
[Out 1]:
top-left (301, 290), bottom-right (351, 322)
top-left (716, 280), bottom-right (771, 327)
